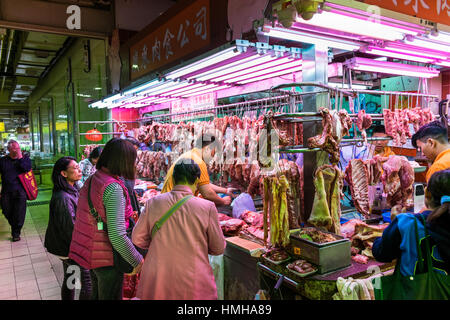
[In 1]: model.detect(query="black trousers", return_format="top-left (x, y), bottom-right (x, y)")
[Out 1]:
top-left (90, 266), bottom-right (124, 300)
top-left (61, 259), bottom-right (92, 300)
top-left (1, 190), bottom-right (27, 238)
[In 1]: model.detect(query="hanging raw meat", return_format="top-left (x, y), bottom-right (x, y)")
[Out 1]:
top-left (308, 108), bottom-right (352, 164)
top-left (308, 164), bottom-right (343, 235)
top-left (356, 110), bottom-right (372, 144)
top-left (381, 155), bottom-right (414, 213)
top-left (345, 159), bottom-right (371, 217)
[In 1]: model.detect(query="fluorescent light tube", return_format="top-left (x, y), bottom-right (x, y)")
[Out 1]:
top-left (296, 10), bottom-right (411, 41)
top-left (166, 47), bottom-right (241, 79)
top-left (211, 56), bottom-right (293, 83)
top-left (345, 57), bottom-right (440, 78)
top-left (364, 47), bottom-right (435, 63)
top-left (180, 85), bottom-right (230, 98)
top-left (384, 43), bottom-right (449, 60)
top-left (263, 27), bottom-right (360, 51)
top-left (123, 79), bottom-right (161, 95)
top-left (225, 60), bottom-right (301, 83)
top-left (237, 65), bottom-right (303, 84)
top-left (406, 37), bottom-right (450, 54)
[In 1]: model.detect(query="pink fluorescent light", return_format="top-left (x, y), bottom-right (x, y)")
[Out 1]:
top-left (436, 60), bottom-right (450, 67)
top-left (194, 54), bottom-right (273, 81)
top-left (405, 37), bottom-right (450, 55)
top-left (238, 65), bottom-right (303, 84)
top-left (160, 83), bottom-right (206, 96)
top-left (263, 26), bottom-right (360, 51)
top-left (296, 10), bottom-right (414, 41)
top-left (364, 47), bottom-right (435, 63)
top-left (211, 56), bottom-right (294, 83)
top-left (325, 2), bottom-right (427, 32)
top-left (383, 43), bottom-right (449, 60)
top-left (181, 85), bottom-right (230, 98)
top-left (345, 57), bottom-right (440, 78)
top-left (225, 59), bottom-right (301, 83)
top-left (145, 81), bottom-right (191, 96)
top-left (173, 84), bottom-right (218, 97)
top-left (205, 55), bottom-right (280, 82)
top-left (166, 47), bottom-right (240, 79)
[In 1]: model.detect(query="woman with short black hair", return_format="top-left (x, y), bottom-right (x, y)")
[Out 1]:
top-left (44, 156), bottom-right (92, 300)
top-left (69, 138), bottom-right (144, 300)
top-left (132, 159), bottom-right (226, 300)
top-left (78, 146), bottom-right (102, 187)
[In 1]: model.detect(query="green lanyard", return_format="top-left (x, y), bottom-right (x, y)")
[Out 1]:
top-left (151, 195), bottom-right (193, 238)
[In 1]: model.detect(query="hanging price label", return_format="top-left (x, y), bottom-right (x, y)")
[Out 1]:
top-left (293, 247), bottom-right (301, 256)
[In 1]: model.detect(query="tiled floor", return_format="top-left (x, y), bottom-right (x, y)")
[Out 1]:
top-left (0, 187), bottom-right (63, 300)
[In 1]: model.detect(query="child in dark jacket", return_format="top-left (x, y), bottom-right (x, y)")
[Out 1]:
top-left (44, 157), bottom-right (92, 300)
top-left (372, 169), bottom-right (450, 277)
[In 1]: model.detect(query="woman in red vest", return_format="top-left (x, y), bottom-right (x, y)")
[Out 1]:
top-left (69, 138), bottom-right (144, 300)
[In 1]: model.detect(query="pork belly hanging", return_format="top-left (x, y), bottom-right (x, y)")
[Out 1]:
top-left (345, 159), bottom-right (371, 217)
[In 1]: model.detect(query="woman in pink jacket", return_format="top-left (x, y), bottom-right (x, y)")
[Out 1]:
top-left (132, 159), bottom-right (226, 300)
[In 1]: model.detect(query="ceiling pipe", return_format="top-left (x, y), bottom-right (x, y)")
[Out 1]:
top-left (1, 29), bottom-right (15, 94)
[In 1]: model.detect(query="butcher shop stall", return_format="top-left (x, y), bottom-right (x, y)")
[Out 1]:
top-left (82, 0), bottom-right (450, 300)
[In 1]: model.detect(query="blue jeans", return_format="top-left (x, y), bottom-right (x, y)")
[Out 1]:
top-left (90, 266), bottom-right (123, 300)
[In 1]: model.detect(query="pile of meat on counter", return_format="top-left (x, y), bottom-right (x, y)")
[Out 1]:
top-left (341, 219), bottom-right (389, 264)
top-left (136, 189), bottom-right (160, 205)
top-left (217, 210), bottom-right (268, 245)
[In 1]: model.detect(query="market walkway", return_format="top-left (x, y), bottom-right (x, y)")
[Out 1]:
top-left (0, 187), bottom-right (63, 300)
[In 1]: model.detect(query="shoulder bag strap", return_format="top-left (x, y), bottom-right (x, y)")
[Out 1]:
top-left (87, 178), bottom-right (108, 231)
top-left (151, 195), bottom-right (193, 238)
top-left (417, 215), bottom-right (434, 272)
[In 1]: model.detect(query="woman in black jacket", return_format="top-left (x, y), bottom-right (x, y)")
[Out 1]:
top-left (44, 156), bottom-right (92, 300)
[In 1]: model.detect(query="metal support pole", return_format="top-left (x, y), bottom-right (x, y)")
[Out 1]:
top-left (301, 43), bottom-right (329, 223)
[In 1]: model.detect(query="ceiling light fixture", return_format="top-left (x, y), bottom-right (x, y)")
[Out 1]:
top-left (344, 57), bottom-right (440, 78)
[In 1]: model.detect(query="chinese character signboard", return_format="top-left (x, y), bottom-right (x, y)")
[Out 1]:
top-left (362, 0), bottom-right (450, 25)
top-left (130, 0), bottom-right (211, 81)
top-left (171, 92), bottom-right (216, 122)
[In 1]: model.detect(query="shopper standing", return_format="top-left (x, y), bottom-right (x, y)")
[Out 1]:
top-left (372, 169), bottom-right (450, 277)
top-left (78, 146), bottom-right (102, 187)
top-left (44, 157), bottom-right (92, 300)
top-left (0, 140), bottom-right (32, 242)
top-left (69, 138), bottom-right (143, 300)
top-left (132, 159), bottom-right (226, 300)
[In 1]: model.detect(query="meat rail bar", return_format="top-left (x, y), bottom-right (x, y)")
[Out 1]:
top-left (279, 137), bottom-right (393, 153)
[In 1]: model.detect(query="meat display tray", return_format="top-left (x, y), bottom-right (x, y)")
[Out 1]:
top-left (288, 229), bottom-right (351, 274)
top-left (285, 264), bottom-right (318, 278)
top-left (262, 255), bottom-right (291, 265)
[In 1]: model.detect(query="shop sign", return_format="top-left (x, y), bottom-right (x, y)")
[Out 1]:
top-left (130, 0), bottom-right (211, 81)
top-left (0, 122), bottom-right (4, 132)
top-left (171, 92), bottom-right (216, 122)
top-left (362, 0), bottom-right (450, 25)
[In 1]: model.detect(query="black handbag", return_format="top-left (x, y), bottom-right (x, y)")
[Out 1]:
top-left (87, 178), bottom-right (134, 274)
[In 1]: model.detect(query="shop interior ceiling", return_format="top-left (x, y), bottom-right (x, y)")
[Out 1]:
top-left (88, 0), bottom-right (450, 111)
top-left (0, 27), bottom-right (69, 132)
